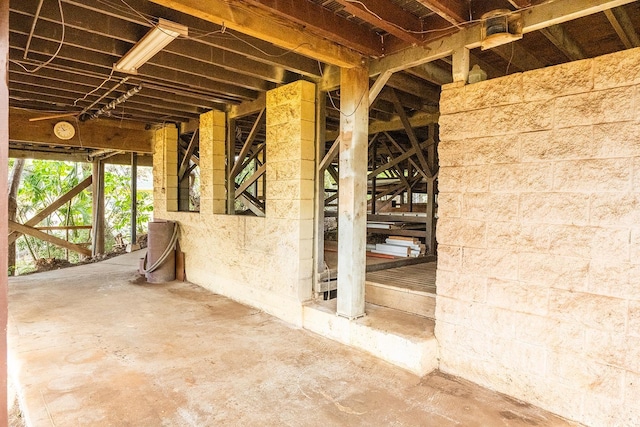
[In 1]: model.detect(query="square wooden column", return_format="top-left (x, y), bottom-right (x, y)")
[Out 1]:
top-left (337, 65), bottom-right (369, 319)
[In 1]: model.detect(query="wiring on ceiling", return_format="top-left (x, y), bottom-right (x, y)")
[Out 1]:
top-left (12, 0), bottom-right (66, 74)
top-left (343, 0), bottom-right (559, 35)
top-left (318, 61), bottom-right (368, 119)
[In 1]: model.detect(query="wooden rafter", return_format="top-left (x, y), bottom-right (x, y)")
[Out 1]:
top-left (372, 0), bottom-right (637, 75)
top-left (367, 141), bottom-right (427, 180)
top-left (239, 143), bottom-right (266, 172)
top-left (414, 0), bottom-right (469, 25)
top-left (241, 0), bottom-right (381, 56)
top-left (8, 220), bottom-right (92, 257)
top-left (230, 108), bottom-right (266, 179)
top-left (490, 42), bottom-right (547, 72)
top-left (178, 129), bottom-right (199, 180)
top-left (334, 0), bottom-right (422, 44)
top-left (235, 163), bottom-right (266, 198)
top-left (383, 132), bottom-right (425, 179)
top-left (604, 7), bottom-right (640, 49)
top-left (148, 0), bottom-right (363, 68)
top-left (8, 176), bottom-right (93, 245)
top-left (540, 24), bottom-right (586, 61)
top-left (388, 89), bottom-right (432, 178)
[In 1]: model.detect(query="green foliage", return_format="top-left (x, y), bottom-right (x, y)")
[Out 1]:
top-left (10, 160), bottom-right (153, 273)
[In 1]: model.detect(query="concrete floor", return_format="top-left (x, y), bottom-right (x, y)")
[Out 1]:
top-left (9, 252), bottom-right (579, 426)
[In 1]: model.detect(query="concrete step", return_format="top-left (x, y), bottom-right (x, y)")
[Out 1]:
top-left (365, 280), bottom-right (436, 319)
top-left (303, 300), bottom-right (438, 376)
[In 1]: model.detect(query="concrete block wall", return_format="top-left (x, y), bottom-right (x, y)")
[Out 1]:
top-left (436, 47), bottom-right (640, 426)
top-left (153, 81), bottom-right (316, 326)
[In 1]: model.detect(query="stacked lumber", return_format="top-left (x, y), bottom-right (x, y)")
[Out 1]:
top-left (370, 236), bottom-right (425, 258)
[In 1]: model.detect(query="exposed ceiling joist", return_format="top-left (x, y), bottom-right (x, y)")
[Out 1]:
top-left (604, 6), bottom-right (640, 49)
top-left (334, 0), bottom-right (422, 44)
top-left (241, 0), bottom-right (382, 56)
top-left (405, 62), bottom-right (452, 85)
top-left (490, 42), bottom-right (548, 71)
top-left (9, 10), bottom-right (290, 85)
top-left (147, 0), bottom-right (363, 67)
top-left (413, 0), bottom-right (469, 25)
top-left (371, 0), bottom-right (637, 75)
top-left (9, 108), bottom-right (153, 153)
top-left (540, 24), bottom-right (586, 61)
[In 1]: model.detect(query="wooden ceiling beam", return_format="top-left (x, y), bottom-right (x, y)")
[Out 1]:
top-left (386, 74), bottom-right (440, 101)
top-left (9, 46), bottom-right (257, 102)
top-left (10, 10), bottom-right (289, 85)
top-left (241, 0), bottom-right (382, 56)
top-left (147, 0), bottom-right (363, 67)
top-left (334, 0), bottom-right (422, 44)
top-left (604, 6), bottom-right (640, 49)
top-left (490, 42), bottom-right (548, 71)
top-left (9, 63), bottom-right (231, 107)
top-left (9, 87), bottom-right (200, 122)
top-left (11, 31), bottom-right (272, 93)
top-left (9, 108), bottom-right (153, 153)
top-left (404, 62), bottom-right (452, 85)
top-left (9, 79), bottom-right (204, 112)
top-left (372, 0), bottom-right (637, 75)
top-left (13, 0), bottom-right (322, 78)
top-left (414, 0), bottom-right (470, 25)
top-left (540, 24), bottom-right (586, 61)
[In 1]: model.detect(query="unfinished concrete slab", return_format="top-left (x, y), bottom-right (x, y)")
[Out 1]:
top-left (9, 252), bottom-right (577, 426)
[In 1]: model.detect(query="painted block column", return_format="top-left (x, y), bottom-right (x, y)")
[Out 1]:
top-left (266, 80), bottom-right (316, 302)
top-left (199, 110), bottom-right (227, 215)
top-left (337, 65), bottom-right (369, 319)
top-left (152, 125), bottom-right (178, 215)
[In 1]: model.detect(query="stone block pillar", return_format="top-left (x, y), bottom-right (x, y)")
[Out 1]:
top-left (199, 110), bottom-right (227, 214)
top-left (266, 80), bottom-right (316, 301)
top-left (153, 125), bottom-right (178, 214)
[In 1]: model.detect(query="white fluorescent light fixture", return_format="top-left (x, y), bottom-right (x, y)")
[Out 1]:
top-left (114, 18), bottom-right (188, 74)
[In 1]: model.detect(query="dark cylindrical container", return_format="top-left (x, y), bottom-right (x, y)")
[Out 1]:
top-left (146, 220), bottom-right (176, 283)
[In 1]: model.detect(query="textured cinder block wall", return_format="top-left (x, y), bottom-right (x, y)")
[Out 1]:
top-left (153, 80), bottom-right (316, 326)
top-left (436, 47), bottom-right (640, 426)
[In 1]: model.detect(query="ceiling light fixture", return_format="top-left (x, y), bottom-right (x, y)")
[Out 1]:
top-left (114, 18), bottom-right (188, 74)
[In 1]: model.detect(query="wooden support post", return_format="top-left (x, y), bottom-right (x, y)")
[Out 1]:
top-left (131, 152), bottom-right (138, 245)
top-left (91, 159), bottom-right (105, 256)
top-left (426, 178), bottom-right (437, 255)
top-left (8, 176), bottom-right (92, 245)
top-left (337, 65), bottom-right (369, 320)
top-left (452, 46), bottom-right (470, 83)
top-left (226, 117), bottom-right (236, 214)
top-left (314, 86), bottom-right (327, 285)
top-left (371, 138), bottom-right (377, 214)
top-left (0, 0), bottom-right (9, 419)
top-left (8, 221), bottom-right (92, 257)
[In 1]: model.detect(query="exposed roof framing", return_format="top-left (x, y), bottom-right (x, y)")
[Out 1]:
top-left (413, 0), bottom-right (470, 25)
top-left (604, 6), bottom-right (640, 48)
top-left (6, 0), bottom-right (640, 164)
top-left (333, 0), bottom-right (423, 44)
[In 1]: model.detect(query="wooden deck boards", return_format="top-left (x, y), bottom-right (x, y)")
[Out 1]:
top-left (366, 262), bottom-right (437, 295)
